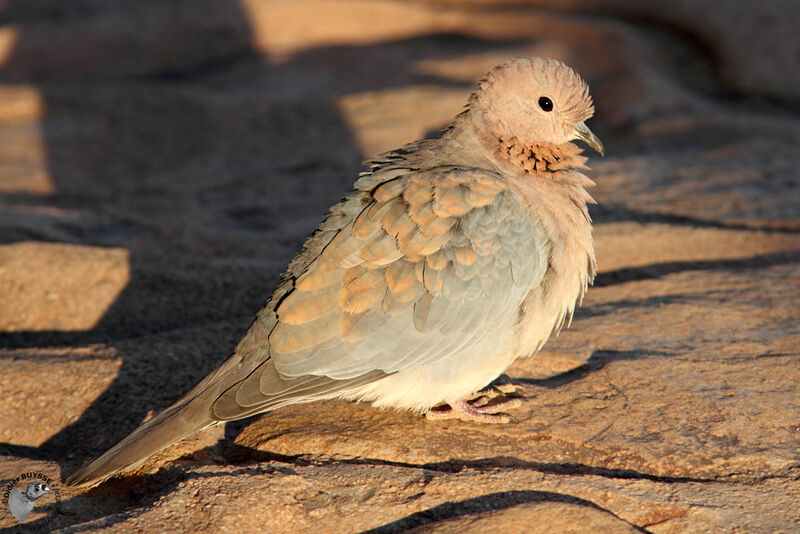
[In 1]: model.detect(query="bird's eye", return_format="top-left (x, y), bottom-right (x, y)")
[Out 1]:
top-left (538, 96), bottom-right (553, 112)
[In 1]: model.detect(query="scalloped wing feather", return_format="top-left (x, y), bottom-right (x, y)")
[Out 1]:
top-left (266, 166), bottom-right (546, 380)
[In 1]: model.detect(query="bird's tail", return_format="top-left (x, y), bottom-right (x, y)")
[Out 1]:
top-left (65, 398), bottom-right (211, 487)
top-left (66, 357), bottom-right (242, 488)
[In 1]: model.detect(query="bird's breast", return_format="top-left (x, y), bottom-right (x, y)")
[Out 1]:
top-left (506, 172), bottom-right (596, 357)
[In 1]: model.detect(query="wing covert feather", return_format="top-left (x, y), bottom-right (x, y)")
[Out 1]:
top-left (267, 166), bottom-right (548, 379)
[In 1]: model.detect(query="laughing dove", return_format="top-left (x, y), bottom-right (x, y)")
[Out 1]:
top-left (67, 57), bottom-right (603, 487)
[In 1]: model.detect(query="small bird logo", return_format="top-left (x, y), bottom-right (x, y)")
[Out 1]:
top-left (8, 481), bottom-right (54, 522)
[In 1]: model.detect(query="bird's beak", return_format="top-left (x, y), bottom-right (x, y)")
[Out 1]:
top-left (572, 122), bottom-right (604, 156)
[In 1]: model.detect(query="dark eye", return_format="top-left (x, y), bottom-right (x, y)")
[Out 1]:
top-left (538, 96), bottom-right (553, 112)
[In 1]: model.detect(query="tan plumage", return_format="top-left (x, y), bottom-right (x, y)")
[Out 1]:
top-left (66, 57), bottom-right (603, 487)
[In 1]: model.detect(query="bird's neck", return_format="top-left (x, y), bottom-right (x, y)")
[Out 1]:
top-left (444, 113), bottom-right (591, 185)
top-left (495, 136), bottom-right (589, 178)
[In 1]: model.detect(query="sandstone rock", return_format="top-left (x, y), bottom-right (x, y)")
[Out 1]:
top-left (0, 243), bottom-right (129, 331)
top-left (0, 0), bottom-right (797, 532)
top-left (406, 501), bottom-right (642, 533)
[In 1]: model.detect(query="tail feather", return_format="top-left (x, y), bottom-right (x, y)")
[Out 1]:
top-left (65, 353), bottom-right (387, 487)
top-left (66, 353), bottom-right (247, 487)
top-left (65, 398), bottom-right (213, 487)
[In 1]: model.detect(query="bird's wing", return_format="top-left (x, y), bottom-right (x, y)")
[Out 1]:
top-left (211, 165), bottom-right (548, 419)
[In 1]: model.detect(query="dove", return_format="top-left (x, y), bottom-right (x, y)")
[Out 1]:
top-left (66, 57), bottom-right (603, 487)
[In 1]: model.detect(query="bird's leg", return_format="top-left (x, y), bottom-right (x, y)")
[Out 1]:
top-left (425, 384), bottom-right (525, 424)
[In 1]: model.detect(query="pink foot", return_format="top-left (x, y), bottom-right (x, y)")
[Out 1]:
top-left (425, 386), bottom-right (524, 424)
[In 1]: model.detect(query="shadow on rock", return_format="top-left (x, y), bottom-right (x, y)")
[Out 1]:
top-left (360, 489), bottom-right (651, 533)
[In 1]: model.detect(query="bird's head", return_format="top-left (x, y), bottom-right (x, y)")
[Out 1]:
top-left (471, 57), bottom-right (604, 156)
top-left (25, 482), bottom-right (54, 501)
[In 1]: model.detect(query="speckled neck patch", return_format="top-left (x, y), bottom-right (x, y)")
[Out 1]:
top-left (497, 137), bottom-right (588, 176)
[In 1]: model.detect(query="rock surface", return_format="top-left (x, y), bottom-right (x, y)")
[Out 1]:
top-left (0, 1), bottom-right (798, 532)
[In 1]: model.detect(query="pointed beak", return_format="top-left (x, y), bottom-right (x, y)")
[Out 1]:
top-left (572, 122), bottom-right (604, 156)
